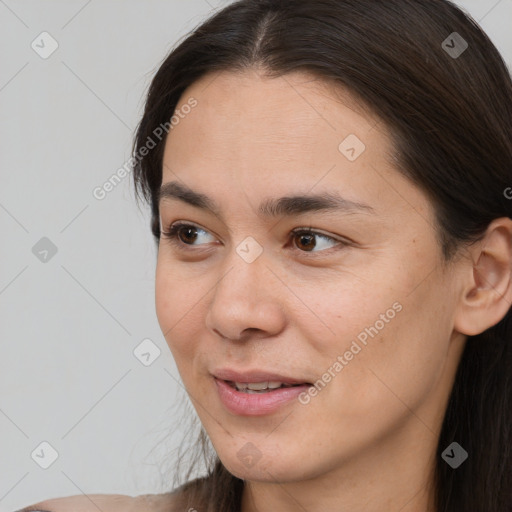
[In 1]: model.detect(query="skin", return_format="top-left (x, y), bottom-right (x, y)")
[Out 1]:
top-left (154, 69), bottom-right (512, 512)
top-left (22, 493), bottom-right (176, 512)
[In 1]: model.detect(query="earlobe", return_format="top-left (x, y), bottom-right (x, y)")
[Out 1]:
top-left (453, 218), bottom-right (512, 336)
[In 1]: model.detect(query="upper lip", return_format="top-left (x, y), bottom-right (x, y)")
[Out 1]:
top-left (212, 368), bottom-right (312, 385)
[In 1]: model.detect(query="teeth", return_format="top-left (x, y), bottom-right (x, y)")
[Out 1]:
top-left (247, 382), bottom-right (269, 391)
top-left (233, 381), bottom-right (298, 391)
top-left (234, 381), bottom-right (269, 391)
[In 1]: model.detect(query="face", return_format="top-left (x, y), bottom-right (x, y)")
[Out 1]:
top-left (155, 69), bottom-right (465, 483)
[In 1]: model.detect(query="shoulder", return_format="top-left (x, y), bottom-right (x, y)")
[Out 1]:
top-left (19, 492), bottom-right (179, 512)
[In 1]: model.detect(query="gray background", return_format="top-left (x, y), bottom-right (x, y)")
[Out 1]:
top-left (1, 0), bottom-right (511, 509)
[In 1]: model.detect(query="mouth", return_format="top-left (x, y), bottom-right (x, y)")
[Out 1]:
top-left (212, 368), bottom-right (313, 387)
top-left (212, 370), bottom-right (315, 416)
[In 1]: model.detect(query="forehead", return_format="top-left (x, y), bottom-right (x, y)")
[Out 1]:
top-left (164, 69), bottom-right (390, 174)
top-left (160, 69), bottom-right (435, 231)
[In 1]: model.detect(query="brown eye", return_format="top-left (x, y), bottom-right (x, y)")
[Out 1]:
top-left (161, 222), bottom-right (215, 250)
top-left (177, 225), bottom-right (199, 244)
top-left (290, 228), bottom-right (345, 254)
top-left (294, 232), bottom-right (317, 251)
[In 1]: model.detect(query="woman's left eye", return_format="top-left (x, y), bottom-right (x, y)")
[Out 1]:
top-left (290, 227), bottom-right (345, 253)
top-left (160, 222), bottom-right (348, 254)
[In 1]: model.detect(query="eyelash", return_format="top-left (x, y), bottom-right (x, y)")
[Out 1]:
top-left (160, 222), bottom-right (350, 256)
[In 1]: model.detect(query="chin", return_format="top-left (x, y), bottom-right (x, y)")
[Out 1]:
top-left (218, 447), bottom-right (316, 483)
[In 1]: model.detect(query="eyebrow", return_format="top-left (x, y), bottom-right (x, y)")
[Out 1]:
top-left (158, 181), bottom-right (375, 219)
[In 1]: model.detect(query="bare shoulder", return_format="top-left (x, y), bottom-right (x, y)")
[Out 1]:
top-left (19, 492), bottom-right (179, 512)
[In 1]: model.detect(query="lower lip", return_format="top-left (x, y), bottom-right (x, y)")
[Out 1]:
top-left (214, 378), bottom-right (311, 416)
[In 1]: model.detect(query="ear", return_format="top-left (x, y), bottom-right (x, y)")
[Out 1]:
top-left (453, 217), bottom-right (512, 336)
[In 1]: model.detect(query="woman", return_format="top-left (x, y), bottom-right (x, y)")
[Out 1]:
top-left (22, 0), bottom-right (512, 511)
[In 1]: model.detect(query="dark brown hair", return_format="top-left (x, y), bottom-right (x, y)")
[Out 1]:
top-left (132, 1), bottom-right (512, 510)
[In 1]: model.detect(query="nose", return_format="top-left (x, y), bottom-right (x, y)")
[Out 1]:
top-left (204, 252), bottom-right (287, 342)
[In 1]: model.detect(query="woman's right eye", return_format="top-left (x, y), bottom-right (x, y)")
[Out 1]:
top-left (161, 222), bottom-right (215, 250)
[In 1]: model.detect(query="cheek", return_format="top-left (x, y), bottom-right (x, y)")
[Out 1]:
top-left (300, 265), bottom-right (401, 355)
top-left (155, 255), bottom-right (202, 327)
top-left (155, 258), bottom-right (219, 392)
top-left (154, 262), bottom-right (175, 334)
top-left (155, 260), bottom-right (200, 358)
top-left (329, 279), bottom-right (451, 422)
top-left (311, 257), bottom-right (449, 406)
